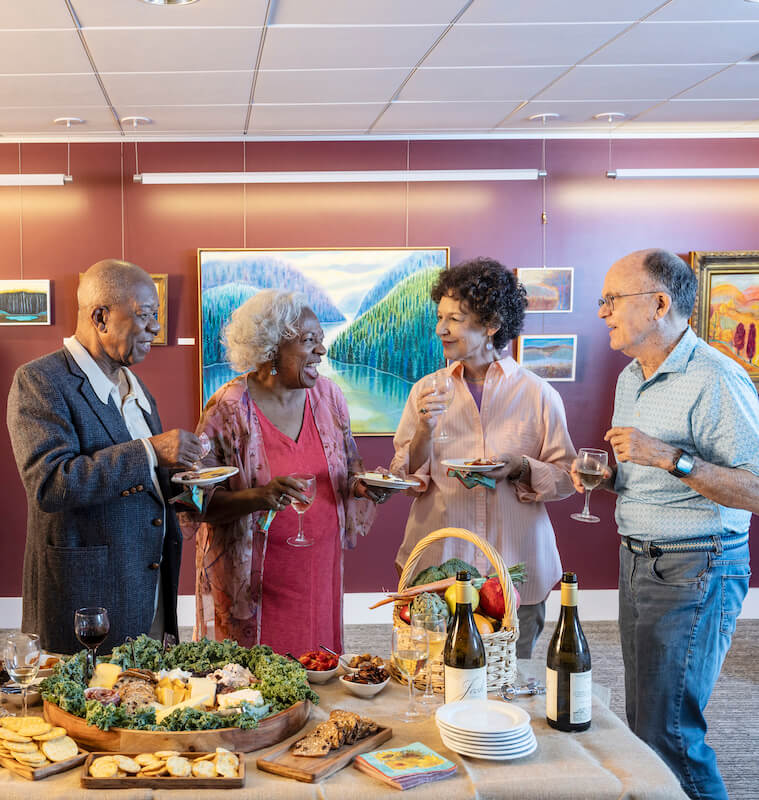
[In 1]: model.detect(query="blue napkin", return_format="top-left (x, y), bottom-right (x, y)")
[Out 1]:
top-left (446, 468), bottom-right (496, 490)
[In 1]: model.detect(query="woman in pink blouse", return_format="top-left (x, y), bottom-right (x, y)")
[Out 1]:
top-left (391, 258), bottom-right (576, 657)
top-left (182, 290), bottom-right (389, 656)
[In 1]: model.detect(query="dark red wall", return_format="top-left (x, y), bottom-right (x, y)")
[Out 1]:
top-left (1, 138), bottom-right (757, 599)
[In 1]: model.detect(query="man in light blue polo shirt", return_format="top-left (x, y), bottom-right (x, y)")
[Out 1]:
top-left (572, 249), bottom-right (759, 800)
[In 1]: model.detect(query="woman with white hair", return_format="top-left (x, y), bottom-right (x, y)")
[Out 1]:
top-left (183, 289), bottom-right (388, 655)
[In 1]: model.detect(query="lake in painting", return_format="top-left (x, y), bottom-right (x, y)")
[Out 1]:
top-left (0, 280), bottom-right (51, 325)
top-left (518, 334), bottom-right (577, 381)
top-left (516, 268), bottom-right (573, 312)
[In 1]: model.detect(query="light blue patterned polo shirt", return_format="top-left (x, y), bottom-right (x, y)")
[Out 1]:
top-left (612, 327), bottom-right (759, 541)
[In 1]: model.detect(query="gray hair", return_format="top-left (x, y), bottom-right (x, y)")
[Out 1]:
top-left (223, 289), bottom-right (310, 373)
top-left (77, 259), bottom-right (153, 310)
top-left (641, 249), bottom-right (697, 318)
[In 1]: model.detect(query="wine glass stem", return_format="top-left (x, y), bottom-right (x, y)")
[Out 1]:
top-left (582, 490), bottom-right (592, 517)
top-left (22, 686), bottom-right (27, 717)
top-left (407, 673), bottom-right (414, 710)
top-left (297, 511), bottom-right (304, 541)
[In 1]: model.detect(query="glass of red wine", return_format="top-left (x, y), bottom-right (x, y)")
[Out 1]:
top-left (74, 607), bottom-right (110, 679)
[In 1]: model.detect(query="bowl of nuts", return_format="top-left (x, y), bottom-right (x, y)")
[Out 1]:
top-left (341, 653), bottom-right (385, 674)
top-left (339, 665), bottom-right (390, 698)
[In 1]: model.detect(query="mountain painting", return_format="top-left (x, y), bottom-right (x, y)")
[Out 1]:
top-left (198, 248), bottom-right (449, 434)
top-left (518, 334), bottom-right (577, 381)
top-left (706, 272), bottom-right (759, 379)
top-left (0, 280), bottom-right (51, 325)
top-left (516, 268), bottom-right (573, 312)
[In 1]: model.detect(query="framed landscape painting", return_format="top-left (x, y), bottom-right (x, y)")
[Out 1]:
top-left (150, 273), bottom-right (168, 346)
top-left (517, 334), bottom-right (577, 381)
top-left (198, 247), bottom-right (449, 434)
top-left (0, 279), bottom-right (51, 325)
top-left (516, 267), bottom-right (573, 313)
top-left (691, 251), bottom-right (759, 388)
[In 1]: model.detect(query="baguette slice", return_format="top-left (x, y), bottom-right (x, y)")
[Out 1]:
top-left (292, 735), bottom-right (330, 758)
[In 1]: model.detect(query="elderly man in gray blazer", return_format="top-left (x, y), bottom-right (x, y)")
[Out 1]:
top-left (7, 259), bottom-right (204, 654)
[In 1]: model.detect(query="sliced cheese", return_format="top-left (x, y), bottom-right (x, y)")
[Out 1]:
top-left (216, 688), bottom-right (264, 709)
top-left (155, 693), bottom-right (212, 723)
top-left (188, 677), bottom-right (217, 708)
top-left (88, 662), bottom-right (122, 689)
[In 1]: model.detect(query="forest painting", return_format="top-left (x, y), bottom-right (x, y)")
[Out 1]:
top-left (0, 279), bottom-right (51, 325)
top-left (517, 334), bottom-right (577, 381)
top-left (198, 247), bottom-right (449, 434)
top-left (516, 268), bottom-right (573, 312)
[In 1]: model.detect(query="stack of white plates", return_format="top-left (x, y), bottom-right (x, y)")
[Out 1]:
top-left (435, 700), bottom-right (537, 760)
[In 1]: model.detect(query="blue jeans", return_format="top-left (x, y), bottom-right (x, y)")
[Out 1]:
top-left (516, 601), bottom-right (546, 659)
top-left (618, 539), bottom-right (750, 800)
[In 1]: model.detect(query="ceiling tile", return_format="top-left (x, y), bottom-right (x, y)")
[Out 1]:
top-left (83, 28), bottom-right (263, 73)
top-left (0, 30), bottom-right (92, 73)
top-left (539, 64), bottom-right (723, 101)
top-left (399, 66), bottom-right (567, 102)
top-left (510, 100), bottom-right (657, 125)
top-left (650, 0), bottom-right (759, 22)
top-left (0, 74), bottom-right (104, 107)
top-left (0, 106), bottom-right (117, 134)
top-left (254, 69), bottom-right (407, 104)
top-left (260, 25), bottom-right (445, 70)
top-left (424, 23), bottom-right (627, 67)
top-left (270, 0), bottom-right (468, 25)
top-left (634, 98), bottom-right (759, 122)
top-left (248, 103), bottom-right (384, 131)
top-left (103, 71), bottom-right (252, 106)
top-left (679, 64), bottom-right (759, 100)
top-left (72, 0), bottom-right (269, 28)
top-left (0, 0), bottom-right (74, 29)
top-left (587, 21), bottom-right (759, 65)
top-left (460, 0), bottom-right (664, 24)
top-left (116, 105), bottom-right (248, 133)
top-left (373, 101), bottom-right (517, 130)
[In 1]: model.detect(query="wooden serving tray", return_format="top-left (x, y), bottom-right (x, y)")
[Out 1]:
top-left (44, 698), bottom-right (310, 753)
top-left (0, 750), bottom-right (88, 781)
top-left (81, 751), bottom-right (245, 789)
top-left (256, 724), bottom-right (392, 783)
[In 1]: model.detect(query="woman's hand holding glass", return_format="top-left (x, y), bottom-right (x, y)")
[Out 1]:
top-left (419, 372), bottom-right (455, 442)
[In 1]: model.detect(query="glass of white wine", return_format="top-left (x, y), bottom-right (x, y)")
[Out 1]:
top-left (571, 448), bottom-right (608, 524)
top-left (3, 632), bottom-right (41, 716)
top-left (286, 473), bottom-right (316, 548)
top-left (423, 372), bottom-right (455, 442)
top-left (411, 611), bottom-right (447, 708)
top-left (391, 625), bottom-right (429, 722)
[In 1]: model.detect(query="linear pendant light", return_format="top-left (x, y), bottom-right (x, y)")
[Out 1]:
top-left (606, 167), bottom-right (759, 179)
top-left (0, 174), bottom-right (72, 186)
top-left (133, 168), bottom-right (547, 185)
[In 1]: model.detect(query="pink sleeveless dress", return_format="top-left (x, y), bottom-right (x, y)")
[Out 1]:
top-left (255, 395), bottom-right (343, 656)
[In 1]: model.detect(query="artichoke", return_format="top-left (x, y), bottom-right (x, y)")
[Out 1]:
top-left (410, 591), bottom-right (450, 624)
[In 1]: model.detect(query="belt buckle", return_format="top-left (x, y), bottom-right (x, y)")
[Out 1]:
top-left (649, 544), bottom-right (663, 557)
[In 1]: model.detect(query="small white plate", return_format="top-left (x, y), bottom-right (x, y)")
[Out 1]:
top-left (436, 699), bottom-right (530, 734)
top-left (441, 458), bottom-right (504, 473)
top-left (171, 466), bottom-right (239, 487)
top-left (356, 472), bottom-right (418, 490)
top-left (440, 731), bottom-right (538, 760)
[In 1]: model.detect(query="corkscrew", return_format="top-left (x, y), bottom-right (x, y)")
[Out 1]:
top-left (499, 677), bottom-right (546, 701)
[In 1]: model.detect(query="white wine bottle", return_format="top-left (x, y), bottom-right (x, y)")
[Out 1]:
top-left (443, 570), bottom-right (487, 703)
top-left (546, 571), bottom-right (592, 731)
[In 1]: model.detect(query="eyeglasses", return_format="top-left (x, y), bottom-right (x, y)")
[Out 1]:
top-left (597, 291), bottom-right (660, 312)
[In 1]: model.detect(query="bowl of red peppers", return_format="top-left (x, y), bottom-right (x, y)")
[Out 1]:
top-left (298, 649), bottom-right (340, 684)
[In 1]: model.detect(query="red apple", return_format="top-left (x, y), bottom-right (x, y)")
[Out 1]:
top-left (399, 604), bottom-right (411, 624)
top-left (479, 576), bottom-right (521, 618)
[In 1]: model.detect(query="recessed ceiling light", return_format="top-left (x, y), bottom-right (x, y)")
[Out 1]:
top-left (593, 112), bottom-right (626, 123)
top-left (528, 113), bottom-right (560, 122)
top-left (121, 116), bottom-right (153, 128)
top-left (53, 117), bottom-right (85, 127)
top-left (139, 0), bottom-right (200, 5)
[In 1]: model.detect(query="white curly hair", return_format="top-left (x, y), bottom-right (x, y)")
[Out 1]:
top-left (223, 289), bottom-right (310, 374)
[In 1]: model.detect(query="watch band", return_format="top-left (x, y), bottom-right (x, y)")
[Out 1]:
top-left (670, 449), bottom-right (695, 479)
top-left (511, 455), bottom-right (529, 483)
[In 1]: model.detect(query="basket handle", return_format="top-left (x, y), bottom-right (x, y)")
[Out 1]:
top-left (397, 527), bottom-right (518, 630)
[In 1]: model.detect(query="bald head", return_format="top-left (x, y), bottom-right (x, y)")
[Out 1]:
top-left (77, 259), bottom-right (154, 314)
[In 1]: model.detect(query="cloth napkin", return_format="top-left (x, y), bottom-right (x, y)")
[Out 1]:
top-left (446, 468), bottom-right (495, 490)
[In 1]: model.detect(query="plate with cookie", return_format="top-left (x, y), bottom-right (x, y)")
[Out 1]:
top-left (441, 457), bottom-right (504, 473)
top-left (0, 715), bottom-right (86, 781)
top-left (356, 472), bottom-right (418, 490)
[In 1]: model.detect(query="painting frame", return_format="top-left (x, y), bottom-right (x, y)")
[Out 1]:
top-left (150, 273), bottom-right (168, 346)
top-left (516, 267), bottom-right (574, 313)
top-left (0, 279), bottom-right (51, 325)
top-left (197, 246), bottom-right (450, 435)
top-left (517, 334), bottom-right (577, 382)
top-left (690, 250), bottom-right (759, 388)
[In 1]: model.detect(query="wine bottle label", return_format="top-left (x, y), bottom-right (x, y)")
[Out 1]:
top-left (444, 666), bottom-right (487, 703)
top-left (545, 667), bottom-right (592, 723)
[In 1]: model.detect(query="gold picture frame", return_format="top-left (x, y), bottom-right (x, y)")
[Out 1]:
top-left (690, 251), bottom-right (759, 387)
top-left (150, 273), bottom-right (168, 346)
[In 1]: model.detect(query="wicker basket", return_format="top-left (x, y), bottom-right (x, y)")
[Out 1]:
top-left (390, 527), bottom-right (519, 693)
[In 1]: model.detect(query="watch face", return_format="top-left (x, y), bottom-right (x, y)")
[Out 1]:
top-left (675, 452), bottom-right (694, 476)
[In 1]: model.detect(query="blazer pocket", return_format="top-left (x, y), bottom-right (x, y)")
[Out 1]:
top-left (42, 545), bottom-right (109, 615)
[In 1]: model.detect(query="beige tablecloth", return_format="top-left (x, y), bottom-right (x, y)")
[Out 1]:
top-left (0, 663), bottom-right (686, 799)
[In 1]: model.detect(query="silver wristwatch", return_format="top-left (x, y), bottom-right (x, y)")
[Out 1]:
top-left (670, 449), bottom-right (695, 478)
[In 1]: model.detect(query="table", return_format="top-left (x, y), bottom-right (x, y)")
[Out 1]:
top-left (0, 663), bottom-right (687, 799)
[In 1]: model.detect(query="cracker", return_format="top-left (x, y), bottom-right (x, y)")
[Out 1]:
top-left (41, 735), bottom-right (78, 762)
top-left (135, 753), bottom-right (161, 766)
top-left (15, 754), bottom-right (49, 767)
top-left (90, 756), bottom-right (118, 778)
top-left (192, 759), bottom-right (217, 778)
top-left (0, 729), bottom-right (33, 742)
top-left (115, 755), bottom-right (141, 773)
top-left (192, 752), bottom-right (216, 762)
top-left (215, 751), bottom-right (238, 777)
top-left (155, 749), bottom-right (180, 758)
top-left (5, 741), bottom-right (40, 753)
top-left (166, 755), bottom-right (191, 777)
top-left (12, 717), bottom-right (51, 737)
top-left (33, 726), bottom-right (67, 742)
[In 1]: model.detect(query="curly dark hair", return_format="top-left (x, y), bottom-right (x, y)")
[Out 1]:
top-left (430, 257), bottom-right (526, 350)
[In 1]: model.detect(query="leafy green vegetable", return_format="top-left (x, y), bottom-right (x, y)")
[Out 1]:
top-left (410, 565), bottom-right (447, 587)
top-left (439, 558), bottom-right (481, 579)
top-left (106, 635), bottom-right (165, 670)
top-left (257, 657), bottom-right (319, 711)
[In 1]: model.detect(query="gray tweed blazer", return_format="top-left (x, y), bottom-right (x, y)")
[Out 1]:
top-left (6, 348), bottom-right (181, 654)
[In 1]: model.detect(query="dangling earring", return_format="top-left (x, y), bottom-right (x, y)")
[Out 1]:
top-left (486, 339), bottom-right (493, 351)
top-left (270, 363), bottom-right (278, 376)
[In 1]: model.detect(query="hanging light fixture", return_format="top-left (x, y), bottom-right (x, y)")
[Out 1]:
top-left (0, 140), bottom-right (72, 186)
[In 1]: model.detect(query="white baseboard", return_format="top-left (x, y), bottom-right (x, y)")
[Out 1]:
top-left (3, 588), bottom-right (758, 630)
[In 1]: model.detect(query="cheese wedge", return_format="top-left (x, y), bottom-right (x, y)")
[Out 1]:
top-left (155, 693), bottom-right (212, 724)
top-left (216, 688), bottom-right (264, 709)
top-left (188, 677), bottom-right (216, 708)
top-left (88, 662), bottom-right (122, 689)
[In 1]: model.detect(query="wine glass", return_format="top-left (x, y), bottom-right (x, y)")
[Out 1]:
top-left (411, 611), bottom-right (447, 708)
top-left (74, 607), bottom-right (110, 680)
top-left (391, 624), bottom-right (428, 722)
top-left (287, 473), bottom-right (317, 547)
top-left (424, 372), bottom-right (455, 442)
top-left (571, 448), bottom-right (608, 523)
top-left (3, 633), bottom-right (41, 716)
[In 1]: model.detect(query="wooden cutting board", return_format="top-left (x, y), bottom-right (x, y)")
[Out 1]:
top-left (0, 750), bottom-right (88, 781)
top-left (256, 725), bottom-right (392, 783)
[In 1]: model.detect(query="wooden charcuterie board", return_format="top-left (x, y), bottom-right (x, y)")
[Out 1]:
top-left (256, 725), bottom-right (392, 783)
top-left (0, 750), bottom-right (88, 781)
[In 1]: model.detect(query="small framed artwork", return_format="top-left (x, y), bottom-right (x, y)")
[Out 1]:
top-left (150, 273), bottom-right (168, 346)
top-left (517, 334), bottom-right (577, 381)
top-left (690, 251), bottom-right (759, 387)
top-left (0, 279), bottom-right (51, 325)
top-left (516, 267), bottom-right (573, 313)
